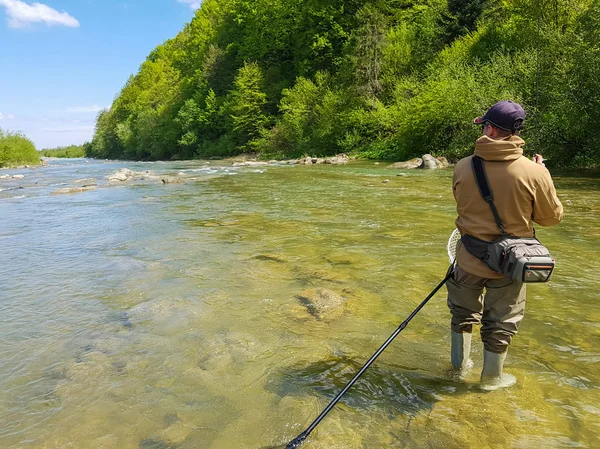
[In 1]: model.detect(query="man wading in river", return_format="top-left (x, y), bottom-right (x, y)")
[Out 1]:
top-left (448, 100), bottom-right (563, 389)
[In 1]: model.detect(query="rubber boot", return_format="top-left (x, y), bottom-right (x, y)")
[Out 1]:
top-left (451, 331), bottom-right (472, 370)
top-left (480, 349), bottom-right (516, 390)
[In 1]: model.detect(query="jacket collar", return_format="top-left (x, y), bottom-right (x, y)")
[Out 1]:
top-left (474, 135), bottom-right (525, 161)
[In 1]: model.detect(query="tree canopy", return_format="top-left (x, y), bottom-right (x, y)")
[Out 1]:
top-left (89, 0), bottom-right (600, 168)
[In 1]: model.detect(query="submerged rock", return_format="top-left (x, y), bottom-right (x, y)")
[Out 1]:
top-left (139, 437), bottom-right (172, 449)
top-left (295, 288), bottom-right (347, 321)
top-left (161, 176), bottom-right (185, 184)
top-left (107, 169), bottom-right (162, 183)
top-left (73, 177), bottom-right (97, 186)
top-left (51, 185), bottom-right (98, 195)
top-left (252, 254), bottom-right (287, 263)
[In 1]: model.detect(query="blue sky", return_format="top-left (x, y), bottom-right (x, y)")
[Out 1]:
top-left (0, 0), bottom-right (200, 149)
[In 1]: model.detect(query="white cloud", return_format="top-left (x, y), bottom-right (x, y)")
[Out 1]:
top-left (0, 0), bottom-right (80, 28)
top-left (177, 0), bottom-right (202, 10)
top-left (0, 112), bottom-right (16, 120)
top-left (66, 105), bottom-right (106, 113)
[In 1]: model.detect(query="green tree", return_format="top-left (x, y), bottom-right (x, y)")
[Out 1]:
top-left (226, 62), bottom-right (270, 149)
top-left (352, 6), bottom-right (387, 99)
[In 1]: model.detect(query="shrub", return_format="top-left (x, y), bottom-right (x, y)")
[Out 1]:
top-left (0, 129), bottom-right (40, 167)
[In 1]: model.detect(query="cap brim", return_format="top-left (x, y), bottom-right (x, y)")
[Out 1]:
top-left (473, 116), bottom-right (484, 125)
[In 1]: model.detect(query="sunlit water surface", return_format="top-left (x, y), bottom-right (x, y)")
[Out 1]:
top-left (1, 158), bottom-right (598, 449)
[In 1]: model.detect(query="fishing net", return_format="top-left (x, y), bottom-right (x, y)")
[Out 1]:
top-left (447, 229), bottom-right (461, 263)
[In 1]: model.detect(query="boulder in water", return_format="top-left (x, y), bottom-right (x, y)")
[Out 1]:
top-left (295, 288), bottom-right (347, 321)
top-left (421, 154), bottom-right (439, 169)
top-left (389, 155), bottom-right (450, 170)
top-left (51, 185), bottom-right (97, 195)
top-left (436, 156), bottom-right (450, 168)
top-left (73, 178), bottom-right (97, 186)
top-left (108, 168), bottom-right (134, 182)
top-left (161, 176), bottom-right (185, 184)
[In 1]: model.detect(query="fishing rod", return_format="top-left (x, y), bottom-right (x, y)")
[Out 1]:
top-left (280, 231), bottom-right (461, 449)
top-left (284, 268), bottom-right (453, 448)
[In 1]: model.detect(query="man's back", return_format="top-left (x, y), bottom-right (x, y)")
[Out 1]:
top-left (453, 134), bottom-right (563, 278)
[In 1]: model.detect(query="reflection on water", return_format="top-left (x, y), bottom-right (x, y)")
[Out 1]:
top-left (0, 159), bottom-right (598, 448)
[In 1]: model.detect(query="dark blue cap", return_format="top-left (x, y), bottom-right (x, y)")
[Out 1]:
top-left (473, 100), bottom-right (525, 132)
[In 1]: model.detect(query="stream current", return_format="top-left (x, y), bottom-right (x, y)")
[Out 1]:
top-left (0, 158), bottom-right (598, 448)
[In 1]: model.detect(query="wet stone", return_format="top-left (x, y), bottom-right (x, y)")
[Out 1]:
top-left (253, 254), bottom-right (287, 263)
top-left (295, 288), bottom-right (347, 321)
top-left (164, 413), bottom-right (180, 427)
top-left (139, 438), bottom-right (174, 449)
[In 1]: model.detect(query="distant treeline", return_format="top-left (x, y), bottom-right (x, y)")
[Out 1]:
top-left (89, 0), bottom-right (600, 168)
top-left (40, 144), bottom-right (89, 158)
top-left (0, 128), bottom-right (40, 168)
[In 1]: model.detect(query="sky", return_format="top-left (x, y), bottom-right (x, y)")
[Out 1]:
top-left (0, 0), bottom-right (201, 149)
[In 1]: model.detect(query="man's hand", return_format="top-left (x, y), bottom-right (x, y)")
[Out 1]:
top-left (532, 154), bottom-right (546, 167)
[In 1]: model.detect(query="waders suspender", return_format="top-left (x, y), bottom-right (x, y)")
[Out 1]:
top-left (472, 156), bottom-right (508, 236)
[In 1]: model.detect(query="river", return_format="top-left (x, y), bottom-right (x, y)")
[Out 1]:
top-left (0, 158), bottom-right (598, 448)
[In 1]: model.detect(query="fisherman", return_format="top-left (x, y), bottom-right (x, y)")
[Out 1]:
top-left (448, 100), bottom-right (563, 388)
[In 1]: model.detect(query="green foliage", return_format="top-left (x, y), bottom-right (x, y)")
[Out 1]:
top-left (227, 62), bottom-right (270, 150)
top-left (39, 144), bottom-right (88, 158)
top-left (440, 0), bottom-right (490, 44)
top-left (0, 129), bottom-right (40, 167)
top-left (90, 0), bottom-right (600, 168)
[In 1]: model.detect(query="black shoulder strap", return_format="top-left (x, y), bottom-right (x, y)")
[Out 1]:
top-left (471, 156), bottom-right (507, 235)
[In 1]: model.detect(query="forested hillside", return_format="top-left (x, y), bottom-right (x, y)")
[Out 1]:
top-left (89, 0), bottom-right (600, 168)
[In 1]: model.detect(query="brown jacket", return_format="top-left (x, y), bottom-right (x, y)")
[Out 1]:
top-left (453, 135), bottom-right (564, 278)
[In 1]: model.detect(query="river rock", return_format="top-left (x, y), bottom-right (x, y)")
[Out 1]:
top-left (324, 154), bottom-right (349, 164)
top-left (12, 174), bottom-right (25, 179)
top-left (295, 288), bottom-right (347, 321)
top-left (298, 154), bottom-right (349, 165)
top-left (108, 168), bottom-right (134, 182)
top-left (51, 185), bottom-right (98, 195)
top-left (421, 154), bottom-right (439, 169)
top-left (389, 155), bottom-right (450, 170)
top-left (436, 156), bottom-right (450, 168)
top-left (73, 178), bottom-right (97, 186)
top-left (161, 176), bottom-right (185, 184)
top-left (0, 174), bottom-right (10, 179)
top-left (388, 158), bottom-right (423, 169)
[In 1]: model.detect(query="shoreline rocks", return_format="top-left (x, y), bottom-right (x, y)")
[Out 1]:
top-left (388, 154), bottom-right (450, 170)
top-left (230, 153), bottom-right (351, 167)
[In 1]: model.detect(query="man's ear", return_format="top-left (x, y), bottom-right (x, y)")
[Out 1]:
top-left (489, 126), bottom-right (502, 138)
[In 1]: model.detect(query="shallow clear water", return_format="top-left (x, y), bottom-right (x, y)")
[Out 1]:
top-left (0, 158), bottom-right (598, 449)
